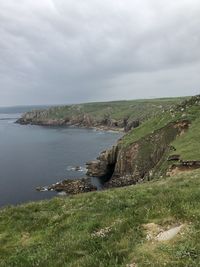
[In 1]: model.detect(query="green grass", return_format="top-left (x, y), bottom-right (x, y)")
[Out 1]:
top-left (1, 170), bottom-right (200, 267)
top-left (28, 97), bottom-right (186, 123)
top-left (2, 95), bottom-right (200, 266)
top-left (171, 117), bottom-right (200, 160)
top-left (121, 112), bottom-right (174, 147)
top-left (121, 95), bottom-right (200, 147)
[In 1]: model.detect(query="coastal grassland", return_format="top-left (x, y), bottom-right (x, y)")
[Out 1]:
top-left (120, 112), bottom-right (174, 147)
top-left (121, 95), bottom-right (200, 148)
top-left (30, 97), bottom-right (186, 122)
top-left (1, 169), bottom-right (200, 267)
top-left (171, 117), bottom-right (200, 160)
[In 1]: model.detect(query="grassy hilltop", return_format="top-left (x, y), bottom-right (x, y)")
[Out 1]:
top-left (1, 95), bottom-right (200, 267)
top-left (25, 97), bottom-right (185, 121)
top-left (17, 97), bottom-right (187, 131)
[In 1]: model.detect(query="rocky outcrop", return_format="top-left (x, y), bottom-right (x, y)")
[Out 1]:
top-left (16, 110), bottom-right (67, 126)
top-left (86, 120), bottom-right (190, 188)
top-left (124, 120), bottom-right (140, 132)
top-left (167, 160), bottom-right (200, 176)
top-left (36, 178), bottom-right (97, 194)
top-left (167, 155), bottom-right (180, 161)
top-left (86, 145), bottom-right (119, 178)
top-left (16, 110), bottom-right (140, 132)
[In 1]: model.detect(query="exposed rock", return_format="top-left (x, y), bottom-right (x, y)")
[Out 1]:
top-left (176, 95), bottom-right (200, 113)
top-left (156, 225), bottom-right (184, 241)
top-left (167, 155), bottom-right (180, 161)
top-left (143, 223), bottom-right (184, 242)
top-left (86, 145), bottom-right (119, 178)
top-left (180, 160), bottom-right (200, 167)
top-left (36, 178), bottom-right (97, 195)
top-left (91, 220), bottom-right (122, 238)
top-left (124, 119), bottom-right (140, 132)
top-left (86, 120), bottom-right (190, 188)
top-left (107, 120), bottom-right (190, 187)
top-left (167, 160), bottom-right (200, 176)
top-left (16, 110), bottom-right (140, 132)
top-left (169, 145), bottom-right (176, 151)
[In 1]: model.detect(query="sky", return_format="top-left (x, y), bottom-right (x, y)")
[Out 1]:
top-left (0, 0), bottom-right (200, 106)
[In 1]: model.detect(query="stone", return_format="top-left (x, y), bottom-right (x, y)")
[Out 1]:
top-left (36, 178), bottom-right (97, 195)
top-left (167, 155), bottom-right (180, 161)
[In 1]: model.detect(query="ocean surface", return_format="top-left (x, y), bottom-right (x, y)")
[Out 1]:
top-left (0, 107), bottom-right (121, 207)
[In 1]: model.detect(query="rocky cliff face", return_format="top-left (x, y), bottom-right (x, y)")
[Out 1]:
top-left (17, 110), bottom-right (69, 126)
top-left (86, 120), bottom-right (190, 188)
top-left (86, 145), bottom-right (119, 178)
top-left (17, 111), bottom-right (140, 132)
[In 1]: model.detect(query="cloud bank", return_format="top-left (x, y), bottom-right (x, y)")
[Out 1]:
top-left (0, 0), bottom-right (200, 105)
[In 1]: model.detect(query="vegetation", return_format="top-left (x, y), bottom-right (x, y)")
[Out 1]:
top-left (1, 95), bottom-right (200, 266)
top-left (121, 95), bottom-right (200, 148)
top-left (171, 116), bottom-right (200, 160)
top-left (121, 112), bottom-right (174, 147)
top-left (0, 169), bottom-right (200, 267)
top-left (29, 97), bottom-right (186, 122)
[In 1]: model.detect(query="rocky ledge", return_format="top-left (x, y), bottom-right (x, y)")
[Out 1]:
top-left (36, 178), bottom-right (97, 195)
top-left (167, 160), bottom-right (200, 176)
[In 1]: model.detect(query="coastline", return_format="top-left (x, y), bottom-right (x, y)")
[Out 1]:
top-left (16, 118), bottom-right (125, 133)
top-left (1, 115), bottom-right (122, 207)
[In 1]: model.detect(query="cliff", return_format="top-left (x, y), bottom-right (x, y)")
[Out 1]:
top-left (17, 111), bottom-right (136, 132)
top-left (16, 97), bottom-right (185, 132)
top-left (86, 95), bottom-right (200, 188)
top-left (87, 120), bottom-right (190, 187)
top-left (2, 96), bottom-right (200, 267)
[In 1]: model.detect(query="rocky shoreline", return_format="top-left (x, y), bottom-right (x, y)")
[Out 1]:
top-left (36, 119), bottom-right (190, 196)
top-left (36, 177), bottom-right (97, 195)
top-left (86, 119), bottom-right (191, 188)
top-left (24, 96), bottom-right (200, 196)
top-left (16, 111), bottom-right (140, 133)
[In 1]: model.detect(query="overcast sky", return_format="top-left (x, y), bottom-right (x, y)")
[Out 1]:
top-left (0, 0), bottom-right (200, 106)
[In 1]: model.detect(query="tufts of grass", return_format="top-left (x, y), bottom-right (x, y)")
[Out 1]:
top-left (26, 97), bottom-right (186, 123)
top-left (0, 169), bottom-right (200, 266)
top-left (171, 117), bottom-right (200, 160)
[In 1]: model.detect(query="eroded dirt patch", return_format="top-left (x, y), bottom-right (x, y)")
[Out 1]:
top-left (167, 161), bottom-right (200, 177)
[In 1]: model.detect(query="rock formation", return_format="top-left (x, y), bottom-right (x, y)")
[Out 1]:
top-left (86, 145), bottom-right (119, 178)
top-left (86, 120), bottom-right (190, 188)
top-left (16, 110), bottom-right (140, 132)
top-left (36, 178), bottom-right (97, 194)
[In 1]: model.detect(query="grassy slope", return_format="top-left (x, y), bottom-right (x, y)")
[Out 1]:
top-left (171, 117), bottom-right (200, 160)
top-left (32, 97), bottom-right (185, 122)
top-left (122, 96), bottom-right (200, 148)
top-left (121, 112), bottom-right (174, 147)
top-left (0, 170), bottom-right (200, 267)
top-left (1, 96), bottom-right (200, 267)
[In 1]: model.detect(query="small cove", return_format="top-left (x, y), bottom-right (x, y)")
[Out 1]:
top-left (0, 109), bottom-right (121, 207)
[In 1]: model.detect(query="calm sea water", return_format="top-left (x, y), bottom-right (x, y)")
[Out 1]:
top-left (0, 107), bottom-right (121, 207)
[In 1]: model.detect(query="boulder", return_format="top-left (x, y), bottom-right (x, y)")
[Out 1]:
top-left (37, 178), bottom-right (97, 195)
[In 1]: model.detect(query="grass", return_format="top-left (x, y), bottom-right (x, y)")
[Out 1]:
top-left (1, 95), bottom-right (200, 266)
top-left (0, 169), bottom-right (200, 267)
top-left (171, 117), bottom-right (200, 160)
top-left (28, 97), bottom-right (186, 123)
top-left (121, 112), bottom-right (174, 147)
top-left (121, 95), bottom-right (200, 147)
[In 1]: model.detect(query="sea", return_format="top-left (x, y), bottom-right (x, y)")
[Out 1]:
top-left (0, 106), bottom-right (121, 207)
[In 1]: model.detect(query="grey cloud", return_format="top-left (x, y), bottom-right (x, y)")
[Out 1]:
top-left (0, 0), bottom-right (200, 105)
